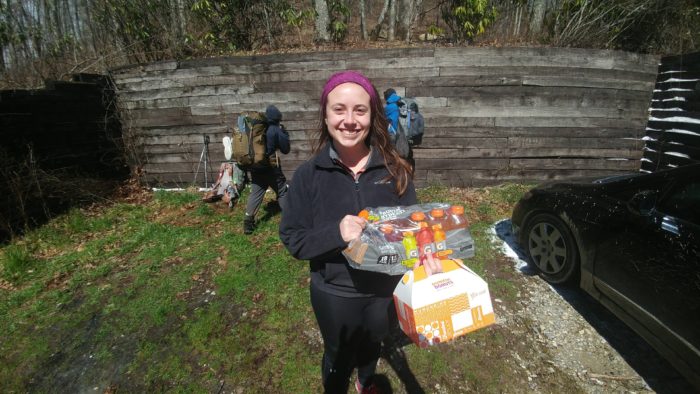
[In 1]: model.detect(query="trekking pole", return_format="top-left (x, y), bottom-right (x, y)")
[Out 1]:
top-left (194, 134), bottom-right (211, 188)
top-left (204, 135), bottom-right (211, 187)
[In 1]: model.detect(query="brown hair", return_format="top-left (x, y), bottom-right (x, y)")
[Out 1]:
top-left (312, 77), bottom-right (413, 196)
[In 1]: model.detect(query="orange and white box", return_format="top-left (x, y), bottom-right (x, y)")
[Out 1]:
top-left (393, 259), bottom-right (495, 347)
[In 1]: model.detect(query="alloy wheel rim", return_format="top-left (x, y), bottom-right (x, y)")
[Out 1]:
top-left (528, 222), bottom-right (567, 274)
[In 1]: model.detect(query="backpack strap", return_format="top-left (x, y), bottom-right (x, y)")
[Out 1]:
top-left (237, 115), bottom-right (247, 134)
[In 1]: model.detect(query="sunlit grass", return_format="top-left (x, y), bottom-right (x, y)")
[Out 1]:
top-left (0, 182), bottom-right (534, 392)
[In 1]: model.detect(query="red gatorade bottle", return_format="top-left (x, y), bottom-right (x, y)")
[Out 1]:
top-left (416, 222), bottom-right (434, 259)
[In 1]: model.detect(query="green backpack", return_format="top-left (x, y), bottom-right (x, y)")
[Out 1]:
top-left (232, 112), bottom-right (269, 168)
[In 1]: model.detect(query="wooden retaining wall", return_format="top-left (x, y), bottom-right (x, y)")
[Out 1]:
top-left (110, 47), bottom-right (659, 188)
top-left (642, 51), bottom-right (700, 172)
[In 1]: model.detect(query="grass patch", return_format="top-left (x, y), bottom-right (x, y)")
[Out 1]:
top-left (0, 182), bottom-right (539, 393)
top-left (1, 244), bottom-right (37, 282)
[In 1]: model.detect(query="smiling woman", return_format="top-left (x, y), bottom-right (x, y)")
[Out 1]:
top-left (279, 70), bottom-right (417, 393)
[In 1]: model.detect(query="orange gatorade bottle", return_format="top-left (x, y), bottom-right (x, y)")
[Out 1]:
top-left (429, 208), bottom-right (448, 228)
top-left (402, 231), bottom-right (419, 267)
top-left (447, 205), bottom-right (468, 230)
top-left (416, 222), bottom-right (435, 259)
top-left (432, 224), bottom-right (447, 252)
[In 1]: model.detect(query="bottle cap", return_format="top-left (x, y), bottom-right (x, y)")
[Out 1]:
top-left (450, 205), bottom-right (465, 215)
top-left (410, 211), bottom-right (426, 221)
top-left (430, 209), bottom-right (444, 218)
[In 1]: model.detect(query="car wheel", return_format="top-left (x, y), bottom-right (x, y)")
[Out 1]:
top-left (524, 213), bottom-right (579, 284)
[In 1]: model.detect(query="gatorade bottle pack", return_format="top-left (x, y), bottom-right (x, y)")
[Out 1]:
top-left (342, 202), bottom-right (475, 275)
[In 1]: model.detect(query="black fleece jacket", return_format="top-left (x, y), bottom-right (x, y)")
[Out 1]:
top-left (279, 143), bottom-right (417, 297)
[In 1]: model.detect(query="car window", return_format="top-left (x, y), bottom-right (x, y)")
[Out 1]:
top-left (657, 179), bottom-right (700, 225)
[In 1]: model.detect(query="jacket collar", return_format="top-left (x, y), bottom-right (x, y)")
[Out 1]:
top-left (313, 142), bottom-right (385, 170)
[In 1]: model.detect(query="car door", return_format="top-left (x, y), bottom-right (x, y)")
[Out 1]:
top-left (592, 172), bottom-right (700, 378)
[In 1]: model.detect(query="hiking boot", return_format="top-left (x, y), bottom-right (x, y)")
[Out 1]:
top-left (355, 378), bottom-right (380, 394)
top-left (243, 217), bottom-right (255, 235)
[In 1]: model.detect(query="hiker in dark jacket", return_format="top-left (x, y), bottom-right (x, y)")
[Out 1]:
top-left (280, 71), bottom-right (442, 393)
top-left (408, 101), bottom-right (424, 146)
top-left (243, 104), bottom-right (290, 234)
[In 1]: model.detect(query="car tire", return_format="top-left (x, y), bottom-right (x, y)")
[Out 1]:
top-left (524, 213), bottom-right (579, 284)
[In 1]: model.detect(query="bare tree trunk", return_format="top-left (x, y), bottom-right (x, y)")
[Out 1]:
top-left (388, 0), bottom-right (396, 40)
top-left (69, 0), bottom-right (81, 64)
top-left (359, 0), bottom-right (367, 40)
top-left (400, 0), bottom-right (421, 42)
top-left (263, 5), bottom-right (274, 48)
top-left (178, 0), bottom-right (186, 44)
top-left (514, 3), bottom-right (522, 37)
top-left (371, 0), bottom-right (390, 39)
top-left (314, 0), bottom-right (331, 42)
top-left (529, 0), bottom-right (546, 35)
top-left (170, 0), bottom-right (180, 50)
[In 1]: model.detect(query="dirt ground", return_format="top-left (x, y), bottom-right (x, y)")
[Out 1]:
top-left (490, 219), bottom-right (696, 394)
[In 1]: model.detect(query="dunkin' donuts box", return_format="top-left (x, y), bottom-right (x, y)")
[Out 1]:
top-left (343, 203), bottom-right (475, 276)
top-left (393, 259), bottom-right (495, 347)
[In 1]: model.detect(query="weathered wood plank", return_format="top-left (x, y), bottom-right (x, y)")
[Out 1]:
top-left (509, 158), bottom-right (639, 170)
top-left (118, 85), bottom-right (256, 102)
top-left (508, 147), bottom-right (642, 158)
top-left (508, 136), bottom-right (643, 149)
top-left (445, 95), bottom-right (648, 111)
top-left (434, 47), bottom-right (659, 73)
top-left (436, 65), bottom-right (656, 81)
top-left (427, 127), bottom-right (643, 138)
top-left (415, 85), bottom-right (649, 101)
top-left (494, 116), bottom-right (647, 128)
top-left (122, 93), bottom-right (317, 110)
top-left (425, 106), bottom-right (645, 119)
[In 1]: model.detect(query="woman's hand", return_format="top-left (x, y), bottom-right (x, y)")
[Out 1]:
top-left (339, 215), bottom-right (367, 243)
top-left (414, 252), bottom-right (444, 276)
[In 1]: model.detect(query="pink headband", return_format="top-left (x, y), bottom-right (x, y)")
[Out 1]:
top-left (320, 71), bottom-right (379, 110)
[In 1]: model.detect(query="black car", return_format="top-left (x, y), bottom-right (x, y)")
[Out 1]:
top-left (511, 163), bottom-right (700, 390)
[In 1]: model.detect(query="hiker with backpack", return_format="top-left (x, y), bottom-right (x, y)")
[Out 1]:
top-left (242, 104), bottom-right (290, 235)
top-left (407, 101), bottom-right (424, 146)
top-left (383, 88), bottom-right (415, 169)
top-left (280, 71), bottom-right (440, 393)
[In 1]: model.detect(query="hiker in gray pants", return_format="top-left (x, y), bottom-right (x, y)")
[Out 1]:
top-left (244, 105), bottom-right (290, 234)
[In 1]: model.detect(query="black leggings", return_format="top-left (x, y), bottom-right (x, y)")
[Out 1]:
top-left (310, 283), bottom-right (395, 393)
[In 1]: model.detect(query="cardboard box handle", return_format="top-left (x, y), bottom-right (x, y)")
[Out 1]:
top-left (407, 259), bottom-right (471, 283)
